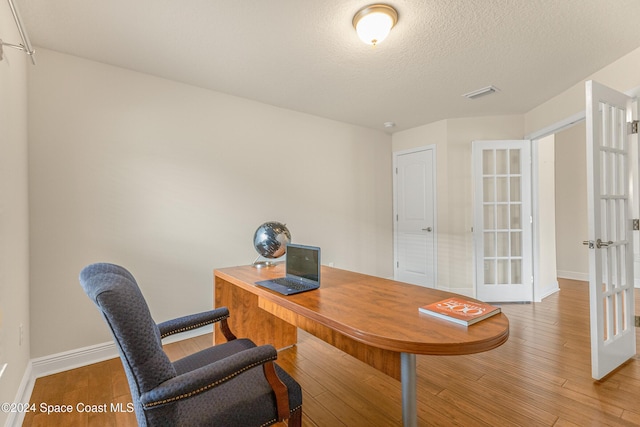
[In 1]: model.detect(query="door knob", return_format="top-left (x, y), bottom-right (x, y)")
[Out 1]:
top-left (422, 227), bottom-right (432, 232)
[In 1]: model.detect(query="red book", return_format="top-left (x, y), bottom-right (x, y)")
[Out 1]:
top-left (419, 297), bottom-right (500, 326)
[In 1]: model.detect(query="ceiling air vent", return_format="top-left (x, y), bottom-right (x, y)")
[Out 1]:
top-left (462, 85), bottom-right (499, 100)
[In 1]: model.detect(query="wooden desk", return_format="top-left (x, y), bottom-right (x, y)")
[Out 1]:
top-left (214, 265), bottom-right (509, 427)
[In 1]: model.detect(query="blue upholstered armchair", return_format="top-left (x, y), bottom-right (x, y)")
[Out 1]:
top-left (80, 263), bottom-right (302, 426)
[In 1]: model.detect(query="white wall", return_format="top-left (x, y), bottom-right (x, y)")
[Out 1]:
top-left (27, 49), bottom-right (393, 358)
top-left (0, 3), bottom-right (31, 425)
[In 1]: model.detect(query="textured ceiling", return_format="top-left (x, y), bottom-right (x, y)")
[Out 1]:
top-left (13, 0), bottom-right (640, 132)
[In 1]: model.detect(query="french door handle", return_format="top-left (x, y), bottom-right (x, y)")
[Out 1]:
top-left (596, 239), bottom-right (613, 248)
top-left (422, 227), bottom-right (432, 232)
top-left (583, 239), bottom-right (613, 249)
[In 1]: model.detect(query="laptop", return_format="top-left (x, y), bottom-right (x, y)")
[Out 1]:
top-left (256, 244), bottom-right (321, 295)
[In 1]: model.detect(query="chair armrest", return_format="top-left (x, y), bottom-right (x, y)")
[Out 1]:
top-left (140, 345), bottom-right (278, 408)
top-left (157, 307), bottom-right (232, 339)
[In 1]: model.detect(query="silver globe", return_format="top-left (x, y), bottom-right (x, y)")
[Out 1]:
top-left (253, 222), bottom-right (291, 264)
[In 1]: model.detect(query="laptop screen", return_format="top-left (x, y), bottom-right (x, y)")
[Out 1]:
top-left (286, 244), bottom-right (320, 282)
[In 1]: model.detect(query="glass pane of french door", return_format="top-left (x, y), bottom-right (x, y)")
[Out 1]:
top-left (483, 148), bottom-right (522, 285)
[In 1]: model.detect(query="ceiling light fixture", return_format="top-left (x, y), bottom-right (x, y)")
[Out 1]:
top-left (353, 4), bottom-right (398, 46)
top-left (462, 86), bottom-right (500, 100)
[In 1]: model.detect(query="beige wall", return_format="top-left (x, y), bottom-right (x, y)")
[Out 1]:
top-left (0, 3), bottom-right (31, 424)
top-left (525, 47), bottom-right (640, 135)
top-left (27, 49), bottom-right (393, 358)
top-left (555, 123), bottom-right (588, 280)
top-left (392, 115), bottom-right (525, 294)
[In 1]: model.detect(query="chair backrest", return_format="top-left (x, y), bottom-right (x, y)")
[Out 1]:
top-left (79, 263), bottom-right (176, 426)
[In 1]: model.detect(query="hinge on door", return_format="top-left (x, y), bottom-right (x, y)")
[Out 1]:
top-left (397, 261), bottom-right (399, 268)
top-left (628, 120), bottom-right (639, 134)
top-left (635, 316), bottom-right (640, 327)
top-left (634, 219), bottom-right (640, 231)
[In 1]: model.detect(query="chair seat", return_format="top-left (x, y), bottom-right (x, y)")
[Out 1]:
top-left (169, 338), bottom-right (302, 426)
top-left (159, 356), bottom-right (302, 426)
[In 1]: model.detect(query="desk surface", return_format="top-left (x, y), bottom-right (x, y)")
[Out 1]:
top-left (214, 264), bottom-right (509, 356)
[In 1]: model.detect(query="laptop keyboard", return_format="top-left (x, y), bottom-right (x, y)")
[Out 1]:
top-left (273, 277), bottom-right (313, 290)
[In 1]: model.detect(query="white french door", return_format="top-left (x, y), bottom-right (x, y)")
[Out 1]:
top-left (473, 140), bottom-right (533, 302)
top-left (585, 80), bottom-right (636, 380)
top-left (394, 147), bottom-right (436, 288)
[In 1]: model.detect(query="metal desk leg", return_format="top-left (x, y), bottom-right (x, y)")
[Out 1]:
top-left (401, 352), bottom-right (417, 427)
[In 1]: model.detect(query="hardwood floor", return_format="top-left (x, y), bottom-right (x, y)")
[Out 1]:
top-left (22, 279), bottom-right (640, 426)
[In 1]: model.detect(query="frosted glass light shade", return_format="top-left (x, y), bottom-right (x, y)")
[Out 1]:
top-left (353, 4), bottom-right (398, 46)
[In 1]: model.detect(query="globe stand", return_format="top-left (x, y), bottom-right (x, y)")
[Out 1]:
top-left (252, 256), bottom-right (283, 268)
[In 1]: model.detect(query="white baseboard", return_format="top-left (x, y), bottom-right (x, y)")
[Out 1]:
top-left (4, 325), bottom-right (213, 427)
top-left (5, 343), bottom-right (123, 427)
top-left (557, 270), bottom-right (588, 282)
top-left (31, 324), bottom-right (213, 378)
top-left (558, 270), bottom-right (640, 288)
top-left (31, 341), bottom-right (119, 379)
top-left (536, 283), bottom-right (560, 302)
top-left (5, 361), bottom-right (33, 427)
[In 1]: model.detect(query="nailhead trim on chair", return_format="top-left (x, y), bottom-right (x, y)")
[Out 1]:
top-left (259, 405), bottom-right (303, 427)
top-left (159, 315), bottom-right (228, 339)
top-left (143, 355), bottom-right (277, 408)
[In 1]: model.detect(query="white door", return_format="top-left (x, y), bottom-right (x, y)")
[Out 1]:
top-left (473, 140), bottom-right (533, 302)
top-left (394, 147), bottom-right (436, 288)
top-left (585, 80), bottom-right (636, 380)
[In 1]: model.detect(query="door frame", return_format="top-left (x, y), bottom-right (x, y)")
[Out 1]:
top-left (527, 112), bottom-right (585, 301)
top-left (393, 145), bottom-right (438, 286)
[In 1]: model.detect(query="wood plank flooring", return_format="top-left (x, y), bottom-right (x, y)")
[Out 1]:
top-left (22, 279), bottom-right (640, 426)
